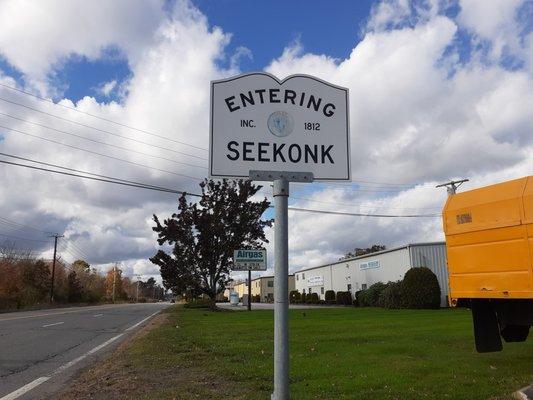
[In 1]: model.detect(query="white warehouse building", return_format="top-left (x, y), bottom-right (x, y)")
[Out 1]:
top-left (294, 242), bottom-right (449, 307)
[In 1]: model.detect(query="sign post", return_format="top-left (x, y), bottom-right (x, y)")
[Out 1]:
top-left (233, 249), bottom-right (267, 311)
top-left (211, 72), bottom-right (350, 400)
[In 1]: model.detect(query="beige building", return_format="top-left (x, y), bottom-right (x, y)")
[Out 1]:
top-left (231, 275), bottom-right (295, 303)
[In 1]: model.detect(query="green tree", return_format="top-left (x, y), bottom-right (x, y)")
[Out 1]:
top-left (151, 179), bottom-right (272, 305)
top-left (339, 244), bottom-right (386, 260)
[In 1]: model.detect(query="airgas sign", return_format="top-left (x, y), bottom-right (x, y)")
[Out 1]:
top-left (209, 72), bottom-right (350, 180)
top-left (233, 249), bottom-right (267, 271)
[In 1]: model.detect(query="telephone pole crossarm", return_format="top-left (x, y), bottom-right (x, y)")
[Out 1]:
top-left (436, 179), bottom-right (469, 195)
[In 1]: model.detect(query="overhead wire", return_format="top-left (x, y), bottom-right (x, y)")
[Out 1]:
top-left (0, 124), bottom-right (204, 181)
top-left (0, 112), bottom-right (207, 169)
top-left (0, 152), bottom-right (197, 193)
top-left (0, 215), bottom-right (55, 235)
top-left (0, 82), bottom-right (208, 152)
top-left (1, 158), bottom-right (436, 217)
top-left (0, 159), bottom-right (202, 195)
top-left (0, 232), bottom-right (49, 243)
top-left (0, 97), bottom-right (207, 161)
top-left (285, 206), bottom-right (440, 218)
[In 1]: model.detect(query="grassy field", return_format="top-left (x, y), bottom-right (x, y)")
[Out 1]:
top-left (62, 305), bottom-right (533, 400)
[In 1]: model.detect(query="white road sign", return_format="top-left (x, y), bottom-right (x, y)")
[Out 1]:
top-left (209, 72), bottom-right (350, 181)
top-left (233, 249), bottom-right (267, 271)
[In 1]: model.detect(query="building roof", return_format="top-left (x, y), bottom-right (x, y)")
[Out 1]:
top-left (295, 242), bottom-right (445, 274)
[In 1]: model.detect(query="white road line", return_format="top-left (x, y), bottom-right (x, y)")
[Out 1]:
top-left (0, 334), bottom-right (123, 400)
top-left (42, 322), bottom-right (64, 328)
top-left (0, 377), bottom-right (50, 400)
top-left (93, 313), bottom-right (103, 317)
top-left (1, 308), bottom-right (162, 400)
top-left (52, 334), bottom-right (124, 375)
top-left (0, 303), bottom-right (136, 322)
top-left (125, 310), bottom-right (160, 331)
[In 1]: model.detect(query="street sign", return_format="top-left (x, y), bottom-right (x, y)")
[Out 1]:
top-left (209, 72), bottom-right (350, 181)
top-left (233, 249), bottom-right (267, 271)
top-left (213, 72), bottom-right (351, 400)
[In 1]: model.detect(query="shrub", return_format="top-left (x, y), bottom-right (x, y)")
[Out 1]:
top-left (378, 281), bottom-right (403, 309)
top-left (289, 290), bottom-right (301, 304)
top-left (336, 291), bottom-right (352, 306)
top-left (325, 290), bottom-right (336, 304)
top-left (301, 292), bottom-right (307, 304)
top-left (184, 298), bottom-right (213, 309)
top-left (252, 294), bottom-right (261, 303)
top-left (358, 282), bottom-right (387, 307)
top-left (401, 267), bottom-right (441, 309)
top-left (306, 293), bottom-right (318, 304)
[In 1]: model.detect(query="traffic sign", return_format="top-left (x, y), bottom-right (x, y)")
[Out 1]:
top-left (209, 72), bottom-right (350, 181)
top-left (233, 249), bottom-right (267, 271)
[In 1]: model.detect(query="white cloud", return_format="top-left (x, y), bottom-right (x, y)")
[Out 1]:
top-left (96, 80), bottom-right (117, 97)
top-left (0, 0), bottom-right (165, 93)
top-left (457, 0), bottom-right (526, 60)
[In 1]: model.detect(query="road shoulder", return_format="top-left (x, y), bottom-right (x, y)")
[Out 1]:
top-left (54, 305), bottom-right (250, 400)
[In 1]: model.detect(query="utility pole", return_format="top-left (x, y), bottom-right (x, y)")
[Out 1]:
top-left (436, 179), bottom-right (469, 195)
top-left (112, 265), bottom-right (116, 303)
top-left (49, 233), bottom-right (64, 302)
top-left (136, 275), bottom-right (141, 303)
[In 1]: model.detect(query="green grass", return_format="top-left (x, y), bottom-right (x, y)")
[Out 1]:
top-left (126, 306), bottom-right (532, 400)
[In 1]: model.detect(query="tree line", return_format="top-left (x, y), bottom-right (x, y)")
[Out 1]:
top-left (0, 243), bottom-right (164, 310)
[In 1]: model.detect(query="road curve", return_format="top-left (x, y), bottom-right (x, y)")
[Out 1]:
top-left (0, 302), bottom-right (170, 400)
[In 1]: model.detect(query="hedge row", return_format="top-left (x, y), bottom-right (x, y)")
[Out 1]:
top-left (357, 267), bottom-right (441, 309)
top-left (287, 267), bottom-right (441, 309)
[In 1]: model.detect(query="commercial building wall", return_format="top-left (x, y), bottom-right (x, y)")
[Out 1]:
top-left (295, 242), bottom-right (448, 306)
top-left (232, 275), bottom-right (295, 302)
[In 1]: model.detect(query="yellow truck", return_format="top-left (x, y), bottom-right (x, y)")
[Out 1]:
top-left (442, 176), bottom-right (533, 352)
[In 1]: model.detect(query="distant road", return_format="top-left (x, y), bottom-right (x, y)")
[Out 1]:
top-left (0, 302), bottom-right (170, 400)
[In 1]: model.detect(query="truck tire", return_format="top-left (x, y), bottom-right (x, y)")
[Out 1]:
top-left (500, 324), bottom-right (530, 342)
top-left (471, 299), bottom-right (502, 353)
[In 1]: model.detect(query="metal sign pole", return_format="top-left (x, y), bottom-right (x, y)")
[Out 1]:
top-left (248, 269), bottom-right (252, 311)
top-left (273, 177), bottom-right (289, 400)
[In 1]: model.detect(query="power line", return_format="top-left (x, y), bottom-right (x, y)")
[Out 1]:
top-left (0, 157), bottom-right (437, 217)
top-left (0, 97), bottom-right (208, 161)
top-left (0, 124), bottom-right (204, 181)
top-left (0, 159), bottom-right (202, 196)
top-left (0, 82), bottom-right (209, 152)
top-left (0, 222), bottom-right (51, 243)
top-left (280, 194), bottom-right (440, 212)
top-left (0, 152), bottom-right (197, 193)
top-left (0, 232), bottom-right (49, 243)
top-left (0, 215), bottom-right (55, 235)
top-left (285, 206), bottom-right (440, 218)
top-left (0, 112), bottom-right (207, 169)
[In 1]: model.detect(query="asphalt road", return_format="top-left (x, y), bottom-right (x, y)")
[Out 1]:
top-left (0, 302), bottom-right (170, 400)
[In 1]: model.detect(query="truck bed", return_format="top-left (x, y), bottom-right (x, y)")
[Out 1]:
top-left (443, 176), bottom-right (533, 303)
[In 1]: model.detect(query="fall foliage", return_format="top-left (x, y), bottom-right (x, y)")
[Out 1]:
top-left (0, 243), bottom-right (165, 310)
